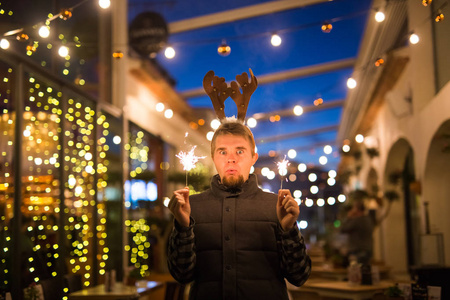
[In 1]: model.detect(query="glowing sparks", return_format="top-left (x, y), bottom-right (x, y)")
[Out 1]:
top-left (176, 146), bottom-right (206, 171)
top-left (277, 156), bottom-right (290, 176)
top-left (277, 156), bottom-right (290, 189)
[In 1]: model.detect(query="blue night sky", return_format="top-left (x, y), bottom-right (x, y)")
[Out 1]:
top-left (129, 0), bottom-right (372, 171)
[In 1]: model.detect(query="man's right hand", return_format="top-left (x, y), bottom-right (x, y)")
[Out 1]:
top-left (168, 187), bottom-right (191, 227)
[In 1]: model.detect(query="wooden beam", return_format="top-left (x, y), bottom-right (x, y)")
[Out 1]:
top-left (252, 99), bottom-right (345, 121)
top-left (169, 0), bottom-right (329, 34)
top-left (181, 57), bottom-right (356, 98)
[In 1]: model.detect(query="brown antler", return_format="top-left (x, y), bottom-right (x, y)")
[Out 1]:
top-left (230, 68), bottom-right (258, 121)
top-left (203, 70), bottom-right (231, 120)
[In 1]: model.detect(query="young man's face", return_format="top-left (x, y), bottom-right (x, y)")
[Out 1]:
top-left (212, 134), bottom-right (258, 188)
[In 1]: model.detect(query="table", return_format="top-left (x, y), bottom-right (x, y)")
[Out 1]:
top-left (288, 280), bottom-right (394, 300)
top-left (312, 265), bottom-right (391, 281)
top-left (68, 281), bottom-right (164, 300)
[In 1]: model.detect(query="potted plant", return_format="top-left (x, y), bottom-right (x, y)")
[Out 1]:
top-left (384, 284), bottom-right (403, 299)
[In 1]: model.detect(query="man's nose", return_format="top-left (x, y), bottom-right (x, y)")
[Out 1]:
top-left (227, 154), bottom-right (236, 163)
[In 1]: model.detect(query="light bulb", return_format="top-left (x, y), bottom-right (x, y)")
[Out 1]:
top-left (58, 46), bottom-right (69, 57)
top-left (165, 46), bottom-right (175, 59)
top-left (0, 39), bottom-right (10, 49)
top-left (98, 0), bottom-right (111, 9)
top-left (347, 77), bottom-right (357, 89)
top-left (293, 105), bottom-right (303, 116)
top-left (409, 33), bottom-right (419, 45)
top-left (39, 26), bottom-right (50, 38)
top-left (164, 109), bottom-right (173, 119)
top-left (375, 11), bottom-right (385, 22)
top-left (271, 34), bottom-right (282, 47)
top-left (247, 117), bottom-right (257, 128)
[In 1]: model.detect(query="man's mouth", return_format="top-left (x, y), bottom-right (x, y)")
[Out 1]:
top-left (225, 169), bottom-right (237, 175)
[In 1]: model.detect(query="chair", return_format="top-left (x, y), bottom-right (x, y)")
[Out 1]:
top-left (164, 281), bottom-right (186, 300)
top-left (63, 273), bottom-right (83, 293)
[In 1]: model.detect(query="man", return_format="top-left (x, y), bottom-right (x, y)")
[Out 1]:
top-left (167, 121), bottom-right (311, 300)
top-left (341, 201), bottom-right (374, 265)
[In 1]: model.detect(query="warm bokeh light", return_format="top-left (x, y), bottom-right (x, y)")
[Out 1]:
top-left (98, 0), bottom-right (111, 9)
top-left (319, 156), bottom-right (328, 165)
top-left (293, 105), bottom-right (303, 116)
top-left (58, 46), bottom-right (69, 57)
top-left (206, 131), bottom-right (214, 141)
top-left (409, 33), bottom-right (419, 44)
top-left (39, 26), bottom-right (50, 38)
top-left (355, 134), bottom-right (364, 143)
top-left (323, 145), bottom-right (332, 154)
top-left (0, 39), bottom-right (10, 49)
top-left (155, 102), bottom-right (165, 112)
top-left (271, 34), bottom-right (282, 46)
top-left (347, 77), bottom-right (357, 89)
top-left (375, 11), bottom-right (385, 22)
top-left (287, 149), bottom-right (297, 159)
top-left (316, 198), bottom-right (325, 206)
top-left (328, 170), bottom-right (337, 178)
top-left (210, 119), bottom-right (221, 130)
top-left (247, 117), bottom-right (257, 128)
top-left (298, 163), bottom-right (307, 172)
top-left (165, 46), bottom-right (176, 59)
top-left (342, 145), bottom-right (351, 152)
top-left (164, 109), bottom-right (173, 119)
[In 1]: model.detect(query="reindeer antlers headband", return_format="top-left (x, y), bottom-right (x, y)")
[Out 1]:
top-left (203, 69), bottom-right (258, 122)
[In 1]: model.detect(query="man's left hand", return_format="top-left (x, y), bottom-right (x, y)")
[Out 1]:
top-left (277, 189), bottom-right (300, 231)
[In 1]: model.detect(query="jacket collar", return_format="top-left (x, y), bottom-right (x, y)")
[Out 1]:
top-left (210, 173), bottom-right (260, 198)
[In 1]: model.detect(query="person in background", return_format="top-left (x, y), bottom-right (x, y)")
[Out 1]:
top-left (341, 200), bottom-right (375, 265)
top-left (167, 121), bottom-right (311, 300)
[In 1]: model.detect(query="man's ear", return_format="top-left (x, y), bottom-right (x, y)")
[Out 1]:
top-left (253, 152), bottom-right (259, 164)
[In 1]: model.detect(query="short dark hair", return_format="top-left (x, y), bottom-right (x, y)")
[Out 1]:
top-left (210, 122), bottom-right (256, 157)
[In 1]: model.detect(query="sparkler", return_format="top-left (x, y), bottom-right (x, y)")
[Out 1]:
top-left (176, 146), bottom-right (206, 186)
top-left (276, 156), bottom-right (290, 189)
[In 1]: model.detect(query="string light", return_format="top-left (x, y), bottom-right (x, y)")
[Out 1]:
top-left (270, 34), bottom-right (282, 46)
top-left (374, 57), bottom-right (385, 67)
top-left (112, 51), bottom-right (124, 59)
top-left (375, 11), bottom-right (385, 22)
top-left (422, 0), bottom-right (432, 6)
top-left (16, 33), bottom-right (29, 41)
top-left (98, 0), bottom-right (111, 9)
top-left (164, 46), bottom-right (176, 59)
top-left (321, 22), bottom-right (332, 33)
top-left (217, 39), bottom-right (231, 56)
top-left (287, 149), bottom-right (297, 159)
top-left (435, 12), bottom-right (444, 22)
top-left (293, 105), bottom-right (303, 116)
top-left (409, 33), bottom-right (419, 44)
top-left (39, 26), bottom-right (50, 38)
top-left (347, 77), bottom-right (357, 89)
top-left (0, 39), bottom-right (10, 49)
top-left (58, 45), bottom-right (69, 57)
top-left (247, 117), bottom-right (257, 128)
top-left (59, 9), bottom-right (73, 20)
top-left (355, 134), bottom-right (364, 143)
top-left (164, 109), bottom-right (173, 119)
top-left (313, 98), bottom-right (324, 106)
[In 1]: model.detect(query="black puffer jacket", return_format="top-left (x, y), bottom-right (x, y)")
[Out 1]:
top-left (186, 174), bottom-right (301, 300)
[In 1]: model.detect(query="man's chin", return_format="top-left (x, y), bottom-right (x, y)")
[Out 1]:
top-left (222, 175), bottom-right (244, 189)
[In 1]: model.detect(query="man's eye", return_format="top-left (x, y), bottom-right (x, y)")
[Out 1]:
top-left (237, 150), bottom-right (244, 154)
top-left (219, 150), bottom-right (226, 155)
